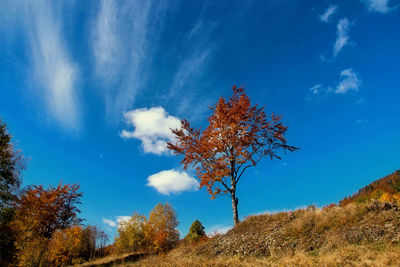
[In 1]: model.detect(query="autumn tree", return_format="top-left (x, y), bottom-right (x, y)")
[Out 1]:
top-left (146, 203), bottom-right (179, 251)
top-left (12, 182), bottom-right (83, 266)
top-left (115, 213), bottom-right (148, 253)
top-left (48, 226), bottom-right (83, 266)
top-left (168, 87), bottom-right (298, 225)
top-left (80, 225), bottom-right (108, 260)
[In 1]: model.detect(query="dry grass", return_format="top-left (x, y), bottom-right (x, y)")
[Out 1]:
top-left (72, 252), bottom-right (144, 267)
top-left (126, 244), bottom-right (400, 266)
top-left (78, 201), bottom-right (400, 266)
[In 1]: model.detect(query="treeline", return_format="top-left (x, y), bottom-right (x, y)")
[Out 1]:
top-left (115, 203), bottom-right (179, 253)
top-left (340, 170), bottom-right (400, 206)
top-left (0, 120), bottom-right (109, 266)
top-left (0, 119), bottom-right (208, 266)
top-left (115, 204), bottom-right (207, 254)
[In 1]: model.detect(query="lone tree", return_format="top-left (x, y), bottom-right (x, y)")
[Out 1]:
top-left (168, 86), bottom-right (298, 225)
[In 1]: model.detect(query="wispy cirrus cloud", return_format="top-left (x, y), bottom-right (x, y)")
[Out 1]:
top-left (120, 107), bottom-right (181, 155)
top-left (335, 68), bottom-right (361, 94)
top-left (165, 19), bottom-right (218, 120)
top-left (333, 18), bottom-right (352, 57)
top-left (320, 4), bottom-right (338, 23)
top-left (1, 1), bottom-right (81, 131)
top-left (92, 0), bottom-right (121, 83)
top-left (362, 0), bottom-right (397, 13)
top-left (91, 0), bottom-right (168, 118)
top-left (306, 68), bottom-right (361, 100)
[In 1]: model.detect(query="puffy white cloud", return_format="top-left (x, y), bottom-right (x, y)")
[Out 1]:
top-left (116, 216), bottom-right (131, 225)
top-left (333, 18), bottom-right (351, 57)
top-left (362, 0), bottom-right (396, 13)
top-left (103, 218), bottom-right (117, 227)
top-left (103, 216), bottom-right (132, 228)
top-left (147, 169), bottom-right (199, 195)
top-left (335, 68), bottom-right (361, 94)
top-left (320, 4), bottom-right (338, 23)
top-left (121, 107), bottom-right (181, 155)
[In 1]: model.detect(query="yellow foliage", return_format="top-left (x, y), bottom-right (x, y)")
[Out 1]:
top-left (48, 226), bottom-right (83, 266)
top-left (147, 203), bottom-right (179, 251)
top-left (115, 213), bottom-right (147, 253)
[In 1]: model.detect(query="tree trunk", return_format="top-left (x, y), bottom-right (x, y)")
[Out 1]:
top-left (231, 192), bottom-right (239, 226)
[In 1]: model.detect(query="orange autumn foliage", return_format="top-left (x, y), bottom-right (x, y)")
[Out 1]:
top-left (168, 86), bottom-right (298, 225)
top-left (12, 182), bottom-right (83, 266)
top-left (48, 226), bottom-right (83, 266)
top-left (146, 203), bottom-right (179, 252)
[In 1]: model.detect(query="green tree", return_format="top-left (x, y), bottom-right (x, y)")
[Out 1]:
top-left (185, 220), bottom-right (206, 242)
top-left (0, 119), bottom-right (24, 266)
top-left (0, 119), bottom-right (24, 207)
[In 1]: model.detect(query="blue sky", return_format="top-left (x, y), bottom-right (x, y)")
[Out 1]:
top-left (0, 0), bottom-right (399, 238)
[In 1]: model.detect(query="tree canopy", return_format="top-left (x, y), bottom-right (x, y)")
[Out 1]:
top-left (168, 86), bottom-right (298, 225)
top-left (0, 120), bottom-right (24, 207)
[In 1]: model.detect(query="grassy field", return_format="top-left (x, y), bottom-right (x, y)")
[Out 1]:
top-left (76, 200), bottom-right (400, 266)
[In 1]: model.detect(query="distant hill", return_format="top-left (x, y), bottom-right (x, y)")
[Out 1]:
top-left (340, 169), bottom-right (400, 206)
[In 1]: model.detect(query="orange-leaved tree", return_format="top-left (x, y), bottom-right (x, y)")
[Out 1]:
top-left (146, 203), bottom-right (179, 251)
top-left (168, 86), bottom-right (298, 225)
top-left (12, 182), bottom-right (83, 265)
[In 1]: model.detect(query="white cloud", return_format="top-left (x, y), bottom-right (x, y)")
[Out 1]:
top-left (320, 4), bottom-right (338, 23)
top-left (103, 216), bottom-right (131, 228)
top-left (117, 216), bottom-right (131, 225)
top-left (206, 224), bottom-right (232, 235)
top-left (121, 107), bottom-right (181, 155)
top-left (18, 1), bottom-right (80, 130)
top-left (333, 18), bottom-right (351, 57)
top-left (310, 84), bottom-right (322, 95)
top-left (362, 0), bottom-right (397, 13)
top-left (91, 0), bottom-right (167, 118)
top-left (103, 218), bottom-right (117, 227)
top-left (92, 0), bottom-right (121, 83)
top-left (306, 69), bottom-right (361, 100)
top-left (169, 49), bottom-right (211, 99)
top-left (165, 20), bottom-right (217, 120)
top-left (146, 169), bottom-right (199, 195)
top-left (335, 68), bottom-right (361, 94)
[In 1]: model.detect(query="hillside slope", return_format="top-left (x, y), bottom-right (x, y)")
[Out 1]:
top-left (340, 170), bottom-right (400, 205)
top-left (127, 200), bottom-right (400, 266)
top-left (80, 170), bottom-right (400, 266)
